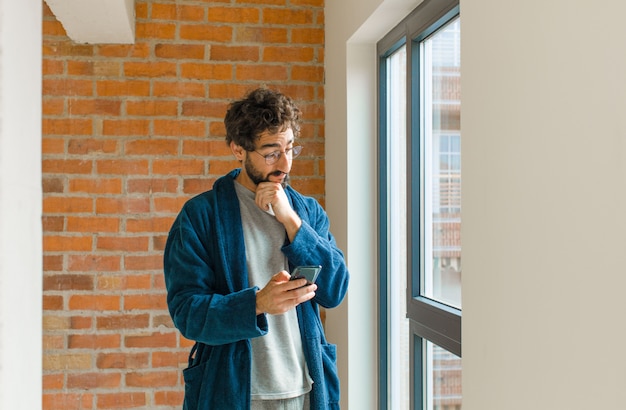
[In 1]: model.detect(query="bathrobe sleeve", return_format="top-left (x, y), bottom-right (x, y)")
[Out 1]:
top-left (282, 190), bottom-right (350, 309)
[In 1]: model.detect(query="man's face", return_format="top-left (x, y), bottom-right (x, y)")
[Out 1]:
top-left (234, 128), bottom-right (295, 191)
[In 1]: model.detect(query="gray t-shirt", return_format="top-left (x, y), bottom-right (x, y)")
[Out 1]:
top-left (234, 181), bottom-right (313, 400)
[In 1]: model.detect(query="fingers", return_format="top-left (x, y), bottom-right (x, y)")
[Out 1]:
top-left (255, 182), bottom-right (286, 213)
top-left (256, 278), bottom-right (317, 316)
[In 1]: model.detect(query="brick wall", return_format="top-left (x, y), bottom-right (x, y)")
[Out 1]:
top-left (42, 0), bottom-right (325, 408)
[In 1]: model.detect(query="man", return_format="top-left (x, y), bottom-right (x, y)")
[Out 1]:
top-left (163, 88), bottom-right (350, 410)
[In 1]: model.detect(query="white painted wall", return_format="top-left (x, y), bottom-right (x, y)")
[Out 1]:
top-left (461, 1), bottom-right (626, 409)
top-left (326, 0), bottom-right (626, 409)
top-left (44, 0), bottom-right (135, 44)
top-left (0, 0), bottom-right (43, 409)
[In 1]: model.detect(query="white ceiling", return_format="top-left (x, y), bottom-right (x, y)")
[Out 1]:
top-left (44, 0), bottom-right (135, 44)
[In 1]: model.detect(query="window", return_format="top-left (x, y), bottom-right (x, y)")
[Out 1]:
top-left (378, 1), bottom-right (461, 409)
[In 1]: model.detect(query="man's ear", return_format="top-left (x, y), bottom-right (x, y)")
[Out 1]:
top-left (230, 141), bottom-right (246, 162)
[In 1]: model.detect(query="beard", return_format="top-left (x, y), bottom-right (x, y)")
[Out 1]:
top-left (243, 156), bottom-right (290, 188)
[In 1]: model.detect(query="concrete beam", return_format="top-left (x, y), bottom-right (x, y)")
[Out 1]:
top-left (44, 0), bottom-right (135, 44)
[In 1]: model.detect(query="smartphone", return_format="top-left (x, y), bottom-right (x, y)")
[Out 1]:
top-left (290, 265), bottom-right (322, 285)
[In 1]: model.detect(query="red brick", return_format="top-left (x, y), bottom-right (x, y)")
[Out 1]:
top-left (236, 0), bottom-right (285, 4)
top-left (97, 392), bottom-right (146, 409)
top-left (96, 159), bottom-right (150, 175)
top-left (44, 274), bottom-right (94, 291)
top-left (44, 235), bottom-right (93, 252)
top-left (127, 178), bottom-right (179, 194)
top-left (97, 275), bottom-right (152, 291)
top-left (42, 138), bottom-right (65, 154)
top-left (263, 46), bottom-right (315, 62)
top-left (210, 45), bottom-right (259, 62)
top-left (179, 4), bottom-right (206, 21)
top-left (96, 80), bottom-right (150, 97)
top-left (124, 294), bottom-right (167, 310)
top-left (43, 78), bottom-right (93, 96)
top-left (43, 58), bottom-right (65, 75)
top-left (235, 64), bottom-right (288, 81)
top-left (41, 177), bottom-right (65, 194)
top-left (43, 295), bottom-right (64, 310)
top-left (154, 390), bottom-right (185, 406)
top-left (136, 22), bottom-right (176, 39)
top-left (43, 196), bottom-right (93, 213)
top-left (153, 81), bottom-right (206, 98)
top-left (97, 314), bottom-right (151, 330)
top-left (43, 118), bottom-right (93, 135)
top-left (67, 139), bottom-right (119, 155)
top-left (124, 139), bottom-right (179, 156)
top-left (67, 372), bottom-right (121, 389)
top-left (43, 373), bottom-right (65, 390)
top-left (96, 352), bottom-right (150, 369)
top-left (152, 351), bottom-right (187, 368)
top-left (155, 43), bottom-right (205, 60)
top-left (292, 27), bottom-right (324, 44)
top-left (68, 255), bottom-right (121, 272)
top-left (124, 61), bottom-right (177, 78)
top-left (180, 62), bottom-right (233, 80)
top-left (179, 24), bottom-right (232, 42)
top-left (102, 119), bottom-right (151, 136)
top-left (153, 119), bottom-right (206, 137)
top-left (208, 159), bottom-right (241, 175)
top-left (151, 3), bottom-right (177, 20)
top-left (182, 139), bottom-right (231, 156)
top-left (181, 101), bottom-right (227, 118)
top-left (126, 217), bottom-right (174, 233)
top-left (43, 19), bottom-right (67, 36)
top-left (96, 236), bottom-right (150, 252)
top-left (208, 7), bottom-right (260, 23)
top-left (152, 4), bottom-right (206, 21)
top-left (292, 0), bottom-right (324, 5)
top-left (69, 294), bottom-right (121, 311)
top-left (42, 393), bottom-right (94, 410)
top-left (68, 99), bottom-right (122, 116)
top-left (125, 100), bottom-right (178, 116)
top-left (68, 334), bottom-right (121, 349)
top-left (153, 159), bottom-right (206, 175)
top-left (69, 178), bottom-right (123, 194)
top-left (97, 44), bottom-right (149, 58)
top-left (183, 178), bottom-right (215, 194)
top-left (42, 41), bottom-right (94, 57)
top-left (263, 8), bottom-right (313, 24)
top-left (67, 216), bottom-right (120, 233)
top-left (125, 332), bottom-right (177, 348)
top-left (292, 64), bottom-right (324, 82)
top-left (44, 254), bottom-right (65, 271)
top-left (71, 316), bottom-right (93, 330)
top-left (126, 371), bottom-right (178, 387)
top-left (43, 97), bottom-right (65, 115)
top-left (236, 26), bottom-right (288, 43)
top-left (153, 197), bottom-right (189, 214)
top-left (68, 60), bottom-right (121, 77)
top-left (95, 197), bottom-right (150, 214)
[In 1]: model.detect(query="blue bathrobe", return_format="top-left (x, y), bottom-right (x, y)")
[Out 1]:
top-left (164, 169), bottom-right (350, 409)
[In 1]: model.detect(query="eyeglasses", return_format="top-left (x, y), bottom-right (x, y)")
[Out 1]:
top-left (251, 145), bottom-right (303, 165)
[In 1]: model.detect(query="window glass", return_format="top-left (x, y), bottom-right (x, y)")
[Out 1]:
top-left (426, 341), bottom-right (462, 410)
top-left (420, 17), bottom-right (462, 309)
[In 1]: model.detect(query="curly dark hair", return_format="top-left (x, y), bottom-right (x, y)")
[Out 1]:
top-left (224, 88), bottom-right (302, 151)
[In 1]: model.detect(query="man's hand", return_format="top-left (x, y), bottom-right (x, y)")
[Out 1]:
top-left (255, 270), bottom-right (316, 315)
top-left (255, 182), bottom-right (302, 241)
